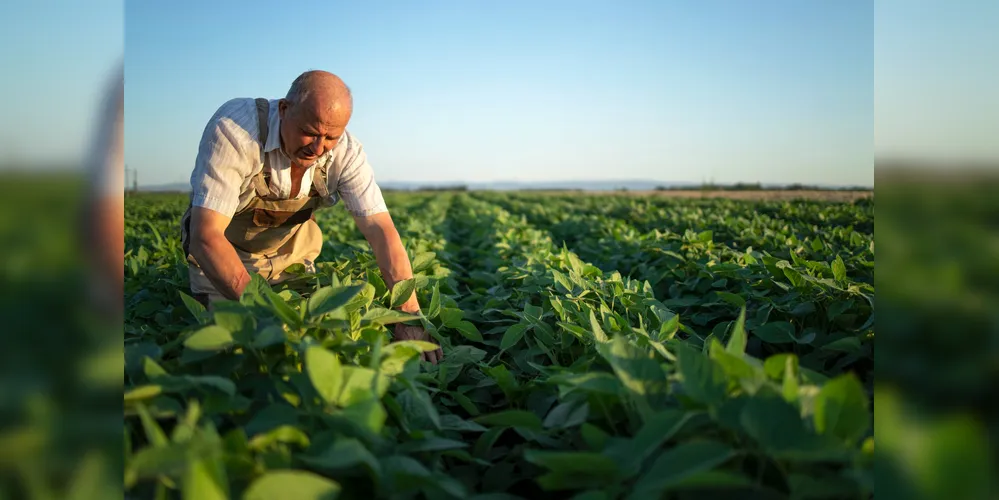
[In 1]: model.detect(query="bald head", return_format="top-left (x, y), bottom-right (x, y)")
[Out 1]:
top-left (278, 70), bottom-right (354, 165)
top-left (285, 70), bottom-right (353, 113)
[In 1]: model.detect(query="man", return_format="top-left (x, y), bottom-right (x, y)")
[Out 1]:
top-left (181, 70), bottom-right (442, 363)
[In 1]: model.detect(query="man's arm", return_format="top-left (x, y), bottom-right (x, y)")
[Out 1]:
top-left (354, 211), bottom-right (443, 364)
top-left (189, 207), bottom-right (251, 300)
top-left (186, 98), bottom-right (258, 300)
top-left (353, 211), bottom-right (419, 312)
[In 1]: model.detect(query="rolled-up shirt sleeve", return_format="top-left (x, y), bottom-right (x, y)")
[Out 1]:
top-left (334, 132), bottom-right (388, 217)
top-left (189, 99), bottom-right (255, 219)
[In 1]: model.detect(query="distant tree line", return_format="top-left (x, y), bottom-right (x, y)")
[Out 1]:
top-left (382, 185), bottom-right (469, 192)
top-left (654, 182), bottom-right (872, 192)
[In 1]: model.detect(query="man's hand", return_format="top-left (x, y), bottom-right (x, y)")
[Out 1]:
top-left (355, 211), bottom-right (445, 363)
top-left (393, 323), bottom-right (443, 364)
top-left (190, 207), bottom-right (251, 300)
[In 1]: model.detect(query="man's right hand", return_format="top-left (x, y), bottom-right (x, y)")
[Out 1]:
top-left (189, 207), bottom-right (250, 300)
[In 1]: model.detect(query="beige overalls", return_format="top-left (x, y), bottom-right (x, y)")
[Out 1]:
top-left (181, 98), bottom-right (336, 307)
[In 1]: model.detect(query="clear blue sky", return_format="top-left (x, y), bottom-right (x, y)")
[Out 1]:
top-left (123, 0), bottom-right (874, 187)
top-left (2, 1), bottom-right (878, 186)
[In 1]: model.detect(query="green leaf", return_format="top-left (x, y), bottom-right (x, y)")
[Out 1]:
top-left (411, 252), bottom-right (436, 273)
top-left (595, 336), bottom-right (670, 417)
top-left (500, 323), bottom-right (529, 351)
top-left (307, 285), bottom-right (364, 319)
top-left (361, 308), bottom-right (421, 326)
top-left (781, 355), bottom-right (800, 403)
top-left (178, 291), bottom-right (208, 323)
top-left (338, 366), bottom-right (390, 407)
top-left (380, 455), bottom-right (432, 493)
top-left (675, 343), bottom-right (727, 406)
top-left (788, 473), bottom-right (863, 499)
top-left (340, 399), bottom-right (388, 435)
top-left (604, 410), bottom-right (694, 478)
top-left (439, 414), bottom-right (487, 432)
top-left (486, 364), bottom-right (519, 397)
top-left (182, 458), bottom-right (228, 500)
top-left (124, 384), bottom-right (162, 403)
top-left (715, 291), bottom-right (745, 308)
top-left (821, 336), bottom-right (863, 354)
top-left (443, 345), bottom-right (487, 366)
top-left (124, 440), bottom-right (190, 486)
top-left (589, 311), bottom-right (608, 343)
top-left (456, 321), bottom-right (484, 342)
top-left (134, 403), bottom-right (169, 447)
top-left (440, 308), bottom-right (463, 328)
top-left (753, 322), bottom-right (797, 344)
top-left (385, 340), bottom-right (441, 353)
top-left (475, 410), bottom-right (543, 430)
top-left (581, 423), bottom-right (609, 451)
top-left (265, 288), bottom-right (302, 329)
top-left (628, 440), bottom-right (735, 500)
top-left (739, 396), bottom-right (849, 461)
top-left (666, 470), bottom-right (752, 490)
top-left (247, 425), bottom-right (311, 450)
top-left (184, 326), bottom-right (234, 351)
top-left (240, 272), bottom-right (271, 306)
top-left (251, 325), bottom-right (286, 348)
top-left (551, 269), bottom-right (574, 293)
top-left (814, 373), bottom-right (870, 444)
top-left (427, 282), bottom-right (441, 318)
top-left (300, 438), bottom-right (381, 479)
top-left (163, 375), bottom-right (236, 396)
top-left (473, 427), bottom-right (506, 457)
top-left (213, 309), bottom-right (252, 336)
top-left (398, 437), bottom-right (469, 453)
top-left (242, 470), bottom-right (340, 500)
top-left (524, 450), bottom-right (619, 491)
top-left (543, 400), bottom-right (589, 429)
top-left (379, 345), bottom-right (424, 377)
top-left (396, 387), bottom-right (442, 431)
top-left (725, 306), bottom-right (747, 355)
top-left (831, 255), bottom-right (847, 281)
top-left (549, 372), bottom-right (623, 397)
top-left (306, 346), bottom-right (342, 406)
top-left (245, 404), bottom-right (299, 437)
top-left (390, 278), bottom-right (417, 309)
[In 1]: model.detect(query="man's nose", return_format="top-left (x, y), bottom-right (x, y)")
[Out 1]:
top-left (309, 137), bottom-right (323, 154)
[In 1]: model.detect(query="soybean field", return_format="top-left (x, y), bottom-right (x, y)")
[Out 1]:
top-left (124, 190), bottom-right (875, 499)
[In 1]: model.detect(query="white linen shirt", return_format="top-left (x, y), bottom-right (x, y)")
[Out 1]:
top-left (189, 97), bottom-right (388, 218)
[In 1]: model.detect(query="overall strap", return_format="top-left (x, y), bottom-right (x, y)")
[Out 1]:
top-left (250, 98), bottom-right (272, 198)
top-left (310, 136), bottom-right (351, 201)
top-left (311, 161), bottom-right (331, 199)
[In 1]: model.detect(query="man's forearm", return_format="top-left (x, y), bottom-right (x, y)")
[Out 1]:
top-left (367, 225), bottom-right (420, 313)
top-left (191, 234), bottom-right (251, 300)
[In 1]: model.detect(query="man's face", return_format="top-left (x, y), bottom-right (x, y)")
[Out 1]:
top-left (277, 97), bottom-right (350, 165)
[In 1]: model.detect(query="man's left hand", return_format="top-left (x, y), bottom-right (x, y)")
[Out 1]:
top-left (392, 323), bottom-right (443, 364)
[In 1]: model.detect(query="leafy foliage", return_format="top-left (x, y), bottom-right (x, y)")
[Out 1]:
top-left (125, 191), bottom-right (874, 498)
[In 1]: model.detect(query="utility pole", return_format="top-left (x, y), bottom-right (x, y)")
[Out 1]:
top-left (125, 166), bottom-right (138, 195)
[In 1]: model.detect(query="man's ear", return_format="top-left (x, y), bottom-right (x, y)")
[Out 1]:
top-left (278, 98), bottom-right (289, 118)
